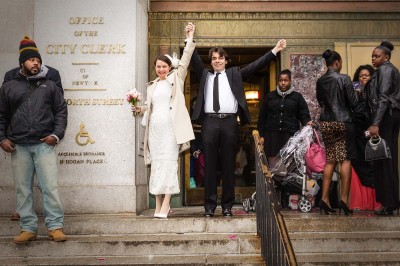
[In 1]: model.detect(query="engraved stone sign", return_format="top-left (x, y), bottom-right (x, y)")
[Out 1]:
top-left (0, 0), bottom-right (148, 214)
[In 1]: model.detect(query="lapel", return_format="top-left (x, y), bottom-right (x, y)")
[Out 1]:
top-left (166, 70), bottom-right (176, 98)
top-left (226, 68), bottom-right (234, 93)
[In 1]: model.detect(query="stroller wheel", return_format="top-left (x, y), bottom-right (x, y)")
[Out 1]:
top-left (298, 199), bottom-right (312, 213)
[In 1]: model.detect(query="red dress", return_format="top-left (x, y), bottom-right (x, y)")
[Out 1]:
top-left (350, 167), bottom-right (381, 211)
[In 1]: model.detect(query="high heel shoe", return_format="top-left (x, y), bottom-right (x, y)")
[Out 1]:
top-left (157, 207), bottom-right (170, 219)
top-left (319, 200), bottom-right (336, 215)
top-left (338, 200), bottom-right (353, 215)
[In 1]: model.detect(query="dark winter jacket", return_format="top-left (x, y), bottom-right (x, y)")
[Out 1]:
top-left (257, 89), bottom-right (311, 137)
top-left (365, 61), bottom-right (400, 126)
top-left (316, 69), bottom-right (358, 122)
top-left (3, 65), bottom-right (63, 90)
top-left (0, 68), bottom-right (67, 144)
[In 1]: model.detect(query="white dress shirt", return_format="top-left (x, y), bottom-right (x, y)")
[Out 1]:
top-left (204, 70), bottom-right (238, 114)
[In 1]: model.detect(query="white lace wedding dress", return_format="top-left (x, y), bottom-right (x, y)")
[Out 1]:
top-left (148, 79), bottom-right (180, 195)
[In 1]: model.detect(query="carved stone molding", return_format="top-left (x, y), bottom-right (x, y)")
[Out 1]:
top-left (149, 15), bottom-right (400, 41)
top-left (150, 1), bottom-right (400, 13)
top-left (149, 12), bottom-right (400, 20)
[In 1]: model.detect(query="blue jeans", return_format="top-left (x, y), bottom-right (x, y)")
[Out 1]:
top-left (12, 143), bottom-right (64, 233)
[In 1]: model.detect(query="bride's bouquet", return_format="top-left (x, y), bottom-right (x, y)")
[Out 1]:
top-left (126, 88), bottom-right (142, 116)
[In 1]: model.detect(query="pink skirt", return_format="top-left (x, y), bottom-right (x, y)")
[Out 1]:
top-left (350, 167), bottom-right (381, 211)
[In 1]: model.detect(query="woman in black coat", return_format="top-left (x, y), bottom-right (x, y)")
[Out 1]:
top-left (257, 69), bottom-right (311, 208)
top-left (257, 69), bottom-right (311, 158)
top-left (365, 41), bottom-right (400, 216)
top-left (316, 50), bottom-right (358, 215)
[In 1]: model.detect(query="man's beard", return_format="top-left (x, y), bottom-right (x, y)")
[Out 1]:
top-left (23, 66), bottom-right (40, 76)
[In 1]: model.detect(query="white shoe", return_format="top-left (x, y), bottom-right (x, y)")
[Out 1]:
top-left (157, 213), bottom-right (168, 219)
top-left (157, 207), bottom-right (170, 219)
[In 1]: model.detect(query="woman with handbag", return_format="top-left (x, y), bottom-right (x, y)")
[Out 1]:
top-left (365, 41), bottom-right (400, 216)
top-left (257, 69), bottom-right (312, 208)
top-left (316, 50), bottom-right (359, 215)
top-left (133, 23), bottom-right (196, 218)
top-left (350, 65), bottom-right (381, 211)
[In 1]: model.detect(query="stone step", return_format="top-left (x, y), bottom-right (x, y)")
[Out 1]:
top-left (0, 233), bottom-right (260, 258)
top-left (291, 231), bottom-right (400, 253)
top-left (283, 211), bottom-right (400, 232)
top-left (297, 252), bottom-right (400, 265)
top-left (282, 211), bottom-right (400, 264)
top-left (0, 254), bottom-right (264, 266)
top-left (0, 213), bottom-right (256, 237)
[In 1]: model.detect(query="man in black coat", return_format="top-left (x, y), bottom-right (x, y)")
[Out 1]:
top-left (3, 37), bottom-right (64, 222)
top-left (4, 65), bottom-right (63, 90)
top-left (190, 24), bottom-right (286, 216)
top-left (0, 36), bottom-right (68, 244)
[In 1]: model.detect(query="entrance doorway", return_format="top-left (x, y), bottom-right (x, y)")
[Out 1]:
top-left (184, 47), bottom-right (278, 206)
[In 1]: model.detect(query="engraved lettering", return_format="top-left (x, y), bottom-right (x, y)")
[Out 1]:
top-left (69, 17), bottom-right (104, 25)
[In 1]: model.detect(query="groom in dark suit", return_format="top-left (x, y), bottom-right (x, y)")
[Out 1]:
top-left (190, 27), bottom-right (286, 217)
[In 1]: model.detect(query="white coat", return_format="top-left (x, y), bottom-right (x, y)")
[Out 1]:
top-left (140, 41), bottom-right (196, 165)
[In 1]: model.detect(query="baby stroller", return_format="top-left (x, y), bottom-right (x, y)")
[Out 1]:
top-left (269, 125), bottom-right (318, 213)
top-left (243, 191), bottom-right (256, 213)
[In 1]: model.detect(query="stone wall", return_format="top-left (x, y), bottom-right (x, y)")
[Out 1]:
top-left (0, 0), bottom-right (149, 214)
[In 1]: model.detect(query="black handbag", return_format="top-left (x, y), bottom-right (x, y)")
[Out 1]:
top-left (365, 136), bottom-right (391, 161)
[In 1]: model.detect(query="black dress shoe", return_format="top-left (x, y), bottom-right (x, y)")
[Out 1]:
top-left (222, 209), bottom-right (233, 217)
top-left (374, 207), bottom-right (394, 216)
top-left (204, 209), bottom-right (215, 217)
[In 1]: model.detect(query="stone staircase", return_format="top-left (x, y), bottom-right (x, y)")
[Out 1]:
top-left (284, 210), bottom-right (400, 265)
top-left (0, 207), bottom-right (263, 265)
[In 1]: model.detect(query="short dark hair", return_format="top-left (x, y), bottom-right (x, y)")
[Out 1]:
top-left (322, 49), bottom-right (342, 66)
top-left (208, 47), bottom-right (230, 62)
top-left (279, 69), bottom-right (292, 80)
top-left (153, 55), bottom-right (171, 67)
top-left (376, 41), bottom-right (394, 60)
top-left (352, 64), bottom-right (375, 82)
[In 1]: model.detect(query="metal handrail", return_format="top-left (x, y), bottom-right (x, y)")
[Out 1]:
top-left (253, 130), bottom-right (297, 266)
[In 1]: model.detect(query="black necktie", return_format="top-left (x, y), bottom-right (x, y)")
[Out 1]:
top-left (213, 73), bottom-right (220, 113)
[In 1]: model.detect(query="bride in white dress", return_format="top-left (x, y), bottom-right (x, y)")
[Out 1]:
top-left (134, 23), bottom-right (196, 218)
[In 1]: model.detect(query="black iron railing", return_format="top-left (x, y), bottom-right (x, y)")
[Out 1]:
top-left (253, 130), bottom-right (297, 266)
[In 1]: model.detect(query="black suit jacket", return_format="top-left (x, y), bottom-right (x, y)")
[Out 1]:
top-left (3, 66), bottom-right (63, 90)
top-left (191, 48), bottom-right (276, 125)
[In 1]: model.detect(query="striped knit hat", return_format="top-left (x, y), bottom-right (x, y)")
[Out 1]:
top-left (19, 36), bottom-right (42, 64)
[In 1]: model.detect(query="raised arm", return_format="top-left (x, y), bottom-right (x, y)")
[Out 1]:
top-left (189, 24), bottom-right (207, 81)
top-left (176, 22), bottom-right (196, 83)
top-left (240, 39), bottom-right (286, 80)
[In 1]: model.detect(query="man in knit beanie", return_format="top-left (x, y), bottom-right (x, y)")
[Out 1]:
top-left (3, 36), bottom-right (63, 222)
top-left (3, 36), bottom-right (63, 90)
top-left (18, 36), bottom-right (42, 66)
top-left (0, 36), bottom-right (68, 244)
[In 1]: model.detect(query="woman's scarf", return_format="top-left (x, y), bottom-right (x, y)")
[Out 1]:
top-left (276, 85), bottom-right (295, 98)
